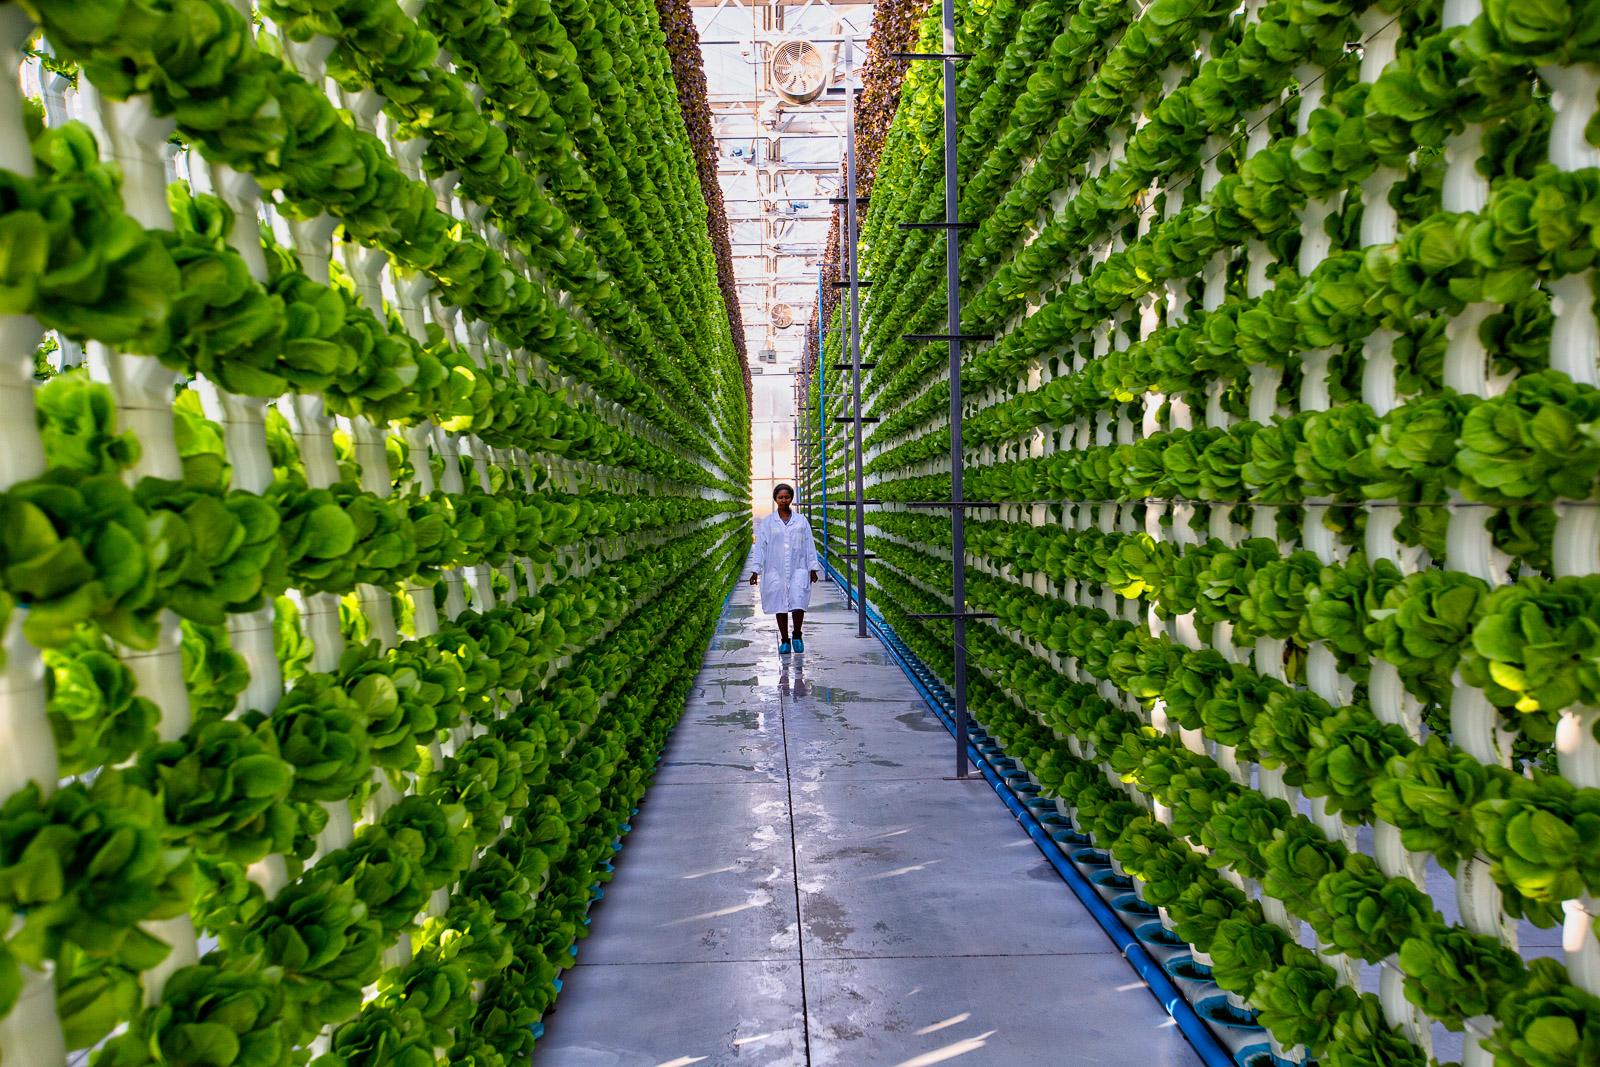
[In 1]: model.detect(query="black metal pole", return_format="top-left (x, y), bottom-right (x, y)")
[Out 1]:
top-left (817, 267), bottom-right (827, 564)
top-left (845, 38), bottom-right (868, 639)
top-left (942, 0), bottom-right (969, 778)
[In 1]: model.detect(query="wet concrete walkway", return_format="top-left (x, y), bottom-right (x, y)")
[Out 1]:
top-left (531, 576), bottom-right (1204, 1067)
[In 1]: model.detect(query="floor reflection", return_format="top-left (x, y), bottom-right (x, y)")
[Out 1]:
top-left (780, 656), bottom-right (809, 698)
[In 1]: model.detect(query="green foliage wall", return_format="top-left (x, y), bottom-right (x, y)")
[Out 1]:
top-left (0, 0), bottom-right (749, 1064)
top-left (808, 0), bottom-right (1600, 1063)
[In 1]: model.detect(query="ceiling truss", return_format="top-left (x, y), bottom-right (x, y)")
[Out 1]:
top-left (696, 0), bottom-right (868, 359)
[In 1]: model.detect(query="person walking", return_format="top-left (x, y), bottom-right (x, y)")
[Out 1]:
top-left (749, 483), bottom-right (819, 655)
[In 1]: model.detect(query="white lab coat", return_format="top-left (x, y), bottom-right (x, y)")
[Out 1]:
top-left (750, 510), bottom-right (819, 615)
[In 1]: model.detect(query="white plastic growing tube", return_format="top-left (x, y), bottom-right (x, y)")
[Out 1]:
top-left (288, 215), bottom-right (340, 287)
top-left (191, 161), bottom-right (285, 721)
top-left (1379, 964), bottom-right (1433, 1054)
top-left (1555, 700), bottom-right (1600, 991)
top-left (281, 395), bottom-right (344, 490)
top-left (402, 428), bottom-right (442, 640)
top-left (1293, 67), bottom-right (1334, 274)
top-left (1258, 764), bottom-right (1300, 814)
top-left (1548, 271), bottom-right (1600, 388)
top-left (1541, 65), bottom-right (1600, 173)
top-left (1442, 303), bottom-right (1508, 398)
top-left (1299, 349), bottom-right (1333, 412)
top-left (356, 584), bottom-right (399, 651)
top-left (1440, 0), bottom-right (1489, 218)
top-left (1450, 671), bottom-right (1514, 770)
top-left (0, 612), bottom-right (55, 801)
top-left (74, 94), bottom-right (200, 740)
top-left (1446, 498), bottom-right (1510, 587)
top-left (1355, 5), bottom-right (1404, 246)
top-left (1562, 896), bottom-right (1600, 997)
top-left (0, 19), bottom-right (69, 1059)
top-left (1457, 853), bottom-right (1518, 947)
top-left (362, 765), bottom-right (406, 830)
top-left (0, 314), bottom-right (45, 490)
top-left (1442, 127), bottom-right (1490, 215)
top-left (1204, 379), bottom-right (1233, 433)
top-left (1556, 705), bottom-right (1600, 797)
top-left (1201, 251), bottom-right (1229, 314)
top-left (74, 88), bottom-right (212, 988)
top-left (433, 427), bottom-right (471, 621)
top-left (343, 416), bottom-right (391, 498)
top-left (1374, 820), bottom-right (1426, 889)
top-left (0, 6), bottom-right (34, 176)
top-left (1261, 892), bottom-right (1301, 943)
top-left (280, 32), bottom-right (337, 86)
top-left (332, 235), bottom-right (408, 651)
top-left (279, 393), bottom-right (346, 675)
top-left (1461, 1020), bottom-right (1497, 1067)
top-left (1301, 502), bottom-right (1341, 566)
top-left (1254, 637), bottom-right (1287, 683)
top-left (1360, 329), bottom-right (1400, 416)
top-left (1247, 364), bottom-right (1282, 425)
top-left (1315, 940), bottom-right (1360, 990)
top-left (0, 920), bottom-right (66, 1067)
top-left (138, 912), bottom-right (202, 1006)
top-left (343, 413), bottom-right (400, 650)
top-left (1369, 659), bottom-right (1424, 742)
top-left (1553, 498), bottom-right (1600, 584)
top-left (1309, 795), bottom-right (1355, 850)
top-left (267, 95), bottom-right (357, 869)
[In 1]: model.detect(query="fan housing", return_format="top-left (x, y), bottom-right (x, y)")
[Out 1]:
top-left (769, 40), bottom-right (829, 104)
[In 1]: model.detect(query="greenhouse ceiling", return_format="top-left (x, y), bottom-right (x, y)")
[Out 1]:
top-left (696, 0), bottom-right (874, 371)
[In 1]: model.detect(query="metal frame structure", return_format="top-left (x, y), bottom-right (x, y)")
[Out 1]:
top-left (808, 0), bottom-right (978, 778)
top-left (841, 36), bottom-right (869, 639)
top-left (695, 0), bottom-right (874, 369)
top-left (893, 9), bottom-right (983, 777)
top-left (706, 0), bottom-right (981, 773)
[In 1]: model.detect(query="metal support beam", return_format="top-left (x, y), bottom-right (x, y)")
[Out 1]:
top-left (942, 0), bottom-right (970, 780)
top-left (817, 267), bottom-right (828, 562)
top-left (901, 0), bottom-right (972, 778)
top-left (716, 160), bottom-right (841, 171)
top-left (844, 37), bottom-right (868, 640)
top-left (713, 131), bottom-right (847, 139)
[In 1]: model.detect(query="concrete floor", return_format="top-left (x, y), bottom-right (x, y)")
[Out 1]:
top-left (531, 576), bottom-right (1205, 1067)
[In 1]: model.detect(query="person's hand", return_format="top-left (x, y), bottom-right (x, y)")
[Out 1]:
top-left (810, 570), bottom-right (818, 583)
top-left (749, 573), bottom-right (759, 585)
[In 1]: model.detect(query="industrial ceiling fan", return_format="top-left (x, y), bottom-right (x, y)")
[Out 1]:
top-left (769, 40), bottom-right (829, 104)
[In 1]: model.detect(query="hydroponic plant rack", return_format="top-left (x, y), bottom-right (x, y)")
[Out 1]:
top-left (801, 0), bottom-right (1600, 1063)
top-left (0, 1), bottom-right (750, 1064)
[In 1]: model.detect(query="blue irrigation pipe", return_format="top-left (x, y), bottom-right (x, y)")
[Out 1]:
top-left (824, 561), bottom-right (1236, 1067)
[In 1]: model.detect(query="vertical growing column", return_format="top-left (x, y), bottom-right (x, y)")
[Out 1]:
top-left (1355, 8), bottom-right (1405, 421)
top-left (1439, 0), bottom-right (1505, 405)
top-left (76, 82), bottom-right (204, 1003)
top-left (1536, 27), bottom-right (1600, 1007)
top-left (187, 150), bottom-right (292, 900)
top-left (190, 157), bottom-right (284, 718)
top-left (1547, 43), bottom-right (1600, 583)
top-left (336, 241), bottom-right (401, 650)
top-left (0, 11), bottom-right (67, 1065)
top-left (264, 32), bottom-right (363, 878)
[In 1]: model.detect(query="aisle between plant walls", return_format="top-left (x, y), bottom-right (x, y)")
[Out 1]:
top-left (805, 0), bottom-right (1600, 1063)
top-left (0, 0), bottom-right (752, 1064)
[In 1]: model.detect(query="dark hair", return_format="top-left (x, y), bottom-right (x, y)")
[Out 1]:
top-left (773, 483), bottom-right (795, 500)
